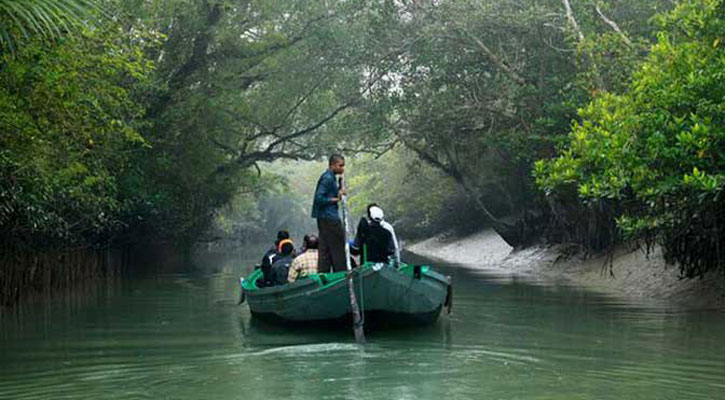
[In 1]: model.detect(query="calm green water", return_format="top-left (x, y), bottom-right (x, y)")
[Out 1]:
top-left (2, 251), bottom-right (725, 400)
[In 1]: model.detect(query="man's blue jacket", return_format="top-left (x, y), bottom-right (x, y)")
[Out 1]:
top-left (311, 169), bottom-right (340, 220)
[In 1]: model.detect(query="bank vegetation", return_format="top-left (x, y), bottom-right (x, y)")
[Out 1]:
top-left (2, 0), bottom-right (724, 305)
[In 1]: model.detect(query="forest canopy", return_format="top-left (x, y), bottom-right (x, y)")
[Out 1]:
top-left (2, 0), bottom-right (724, 277)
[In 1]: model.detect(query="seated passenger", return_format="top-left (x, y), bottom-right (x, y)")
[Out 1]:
top-left (288, 235), bottom-right (319, 283)
top-left (353, 204), bottom-right (400, 263)
top-left (259, 230), bottom-right (289, 288)
top-left (270, 240), bottom-right (295, 286)
top-left (297, 234), bottom-right (311, 255)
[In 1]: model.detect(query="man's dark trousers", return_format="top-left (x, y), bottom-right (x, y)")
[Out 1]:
top-left (317, 218), bottom-right (346, 272)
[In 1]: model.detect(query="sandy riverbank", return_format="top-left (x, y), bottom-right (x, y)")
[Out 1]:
top-left (407, 229), bottom-right (725, 309)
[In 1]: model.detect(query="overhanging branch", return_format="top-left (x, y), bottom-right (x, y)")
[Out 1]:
top-left (595, 3), bottom-right (633, 48)
top-left (561, 0), bottom-right (605, 91)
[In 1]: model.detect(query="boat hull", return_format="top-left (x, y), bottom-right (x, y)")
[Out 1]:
top-left (242, 264), bottom-right (451, 326)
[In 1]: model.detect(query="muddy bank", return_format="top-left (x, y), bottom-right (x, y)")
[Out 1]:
top-left (407, 229), bottom-right (725, 309)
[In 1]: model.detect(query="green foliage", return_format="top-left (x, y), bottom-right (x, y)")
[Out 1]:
top-left (351, 0), bottom-right (670, 246)
top-left (205, 169), bottom-right (292, 243)
top-left (537, 0), bottom-right (725, 276)
top-left (347, 148), bottom-right (468, 238)
top-left (118, 0), bottom-right (394, 245)
top-left (0, 21), bottom-right (158, 247)
top-left (2, 0), bottom-right (399, 251)
top-left (0, 0), bottom-right (103, 53)
top-left (2, 0), bottom-right (704, 265)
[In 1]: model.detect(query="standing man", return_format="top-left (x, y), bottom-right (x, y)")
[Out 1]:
top-left (312, 154), bottom-right (347, 272)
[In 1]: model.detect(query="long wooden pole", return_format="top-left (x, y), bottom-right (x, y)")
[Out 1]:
top-left (339, 175), bottom-right (365, 344)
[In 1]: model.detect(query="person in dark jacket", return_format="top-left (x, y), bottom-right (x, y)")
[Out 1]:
top-left (352, 204), bottom-right (399, 264)
top-left (270, 240), bottom-right (295, 286)
top-left (311, 154), bottom-right (347, 273)
top-left (258, 230), bottom-right (289, 288)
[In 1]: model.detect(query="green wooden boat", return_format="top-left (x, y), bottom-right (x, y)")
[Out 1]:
top-left (239, 262), bottom-right (452, 326)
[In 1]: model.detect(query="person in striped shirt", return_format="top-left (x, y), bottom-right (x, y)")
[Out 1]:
top-left (288, 235), bottom-right (319, 283)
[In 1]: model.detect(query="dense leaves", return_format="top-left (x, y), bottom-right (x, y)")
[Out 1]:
top-left (351, 0), bottom-right (671, 247)
top-left (0, 22), bottom-right (158, 248)
top-left (537, 0), bottom-right (725, 276)
top-left (3, 0), bottom-right (724, 283)
top-left (2, 0), bottom-right (401, 251)
top-left (120, 0), bottom-right (400, 246)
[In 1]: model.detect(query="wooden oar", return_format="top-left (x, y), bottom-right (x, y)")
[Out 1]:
top-left (339, 175), bottom-right (365, 344)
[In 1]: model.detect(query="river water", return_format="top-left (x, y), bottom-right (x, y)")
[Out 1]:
top-left (2, 251), bottom-right (724, 400)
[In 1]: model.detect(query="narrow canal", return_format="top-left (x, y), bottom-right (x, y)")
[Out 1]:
top-left (2, 251), bottom-right (724, 399)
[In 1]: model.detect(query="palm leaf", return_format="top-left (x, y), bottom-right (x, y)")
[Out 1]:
top-left (0, 22), bottom-right (15, 52)
top-left (0, 0), bottom-right (104, 54)
top-left (0, 1), bottom-right (44, 38)
top-left (33, 1), bottom-right (74, 37)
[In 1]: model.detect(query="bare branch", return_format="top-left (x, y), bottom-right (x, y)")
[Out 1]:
top-left (218, 107), bottom-right (270, 134)
top-left (209, 136), bottom-right (239, 156)
top-left (239, 151), bottom-right (317, 167)
top-left (274, 77), bottom-right (328, 132)
top-left (264, 99), bottom-right (356, 153)
top-left (595, 3), bottom-right (633, 48)
top-left (210, 32), bottom-right (406, 176)
top-left (453, 25), bottom-right (529, 86)
top-left (207, 73), bottom-right (266, 95)
top-left (151, 8), bottom-right (328, 120)
top-left (401, 135), bottom-right (503, 224)
top-left (561, 0), bottom-right (605, 90)
top-left (561, 0), bottom-right (585, 43)
top-left (338, 139), bottom-right (399, 159)
top-left (255, 67), bottom-right (389, 155)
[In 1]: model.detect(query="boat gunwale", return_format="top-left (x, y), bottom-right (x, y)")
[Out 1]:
top-left (241, 263), bottom-right (445, 296)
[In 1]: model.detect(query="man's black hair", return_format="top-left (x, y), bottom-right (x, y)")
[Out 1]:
top-left (280, 242), bottom-right (294, 255)
top-left (329, 154), bottom-right (345, 165)
top-left (305, 234), bottom-right (319, 250)
top-left (276, 230), bottom-right (290, 242)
